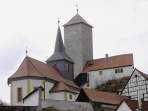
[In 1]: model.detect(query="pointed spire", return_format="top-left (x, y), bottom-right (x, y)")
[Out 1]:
top-left (46, 21), bottom-right (73, 63)
top-left (54, 23), bottom-right (65, 53)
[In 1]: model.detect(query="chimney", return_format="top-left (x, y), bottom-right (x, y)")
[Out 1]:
top-left (105, 54), bottom-right (109, 58)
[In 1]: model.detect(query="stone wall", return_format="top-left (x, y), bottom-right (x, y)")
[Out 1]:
top-left (41, 99), bottom-right (94, 111)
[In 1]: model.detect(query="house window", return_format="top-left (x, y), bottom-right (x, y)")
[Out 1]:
top-left (64, 92), bottom-right (67, 101)
top-left (115, 68), bottom-right (123, 73)
top-left (69, 94), bottom-right (73, 100)
top-left (99, 71), bottom-right (103, 75)
top-left (17, 87), bottom-right (22, 102)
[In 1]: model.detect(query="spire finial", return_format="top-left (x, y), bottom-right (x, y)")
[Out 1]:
top-left (75, 2), bottom-right (79, 14)
top-left (58, 18), bottom-right (60, 26)
top-left (25, 46), bottom-right (28, 56)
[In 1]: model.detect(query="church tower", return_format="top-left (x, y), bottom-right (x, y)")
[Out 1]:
top-left (46, 24), bottom-right (74, 80)
top-left (64, 13), bottom-right (93, 77)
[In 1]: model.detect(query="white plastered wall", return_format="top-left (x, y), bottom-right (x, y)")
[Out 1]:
top-left (11, 79), bottom-right (27, 106)
top-left (23, 89), bottom-right (40, 106)
top-left (10, 79), bottom-right (54, 105)
top-left (10, 78), bottom-right (78, 105)
top-left (117, 102), bottom-right (131, 111)
top-left (88, 66), bottom-right (134, 88)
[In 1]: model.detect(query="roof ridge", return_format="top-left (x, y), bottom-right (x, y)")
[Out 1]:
top-left (90, 53), bottom-right (133, 61)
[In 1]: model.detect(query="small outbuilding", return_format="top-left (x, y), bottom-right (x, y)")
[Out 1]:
top-left (76, 88), bottom-right (128, 111)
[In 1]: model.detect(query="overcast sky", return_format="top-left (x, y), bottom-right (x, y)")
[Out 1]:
top-left (0, 0), bottom-right (148, 103)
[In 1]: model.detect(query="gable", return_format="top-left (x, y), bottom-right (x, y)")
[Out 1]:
top-left (121, 69), bottom-right (148, 100)
top-left (116, 102), bottom-right (131, 111)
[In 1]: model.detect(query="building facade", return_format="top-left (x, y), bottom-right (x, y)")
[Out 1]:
top-left (64, 14), bottom-right (93, 77)
top-left (46, 26), bottom-right (74, 81)
top-left (81, 54), bottom-right (134, 88)
top-left (121, 69), bottom-right (148, 101)
top-left (8, 24), bottom-right (79, 106)
top-left (116, 100), bottom-right (148, 111)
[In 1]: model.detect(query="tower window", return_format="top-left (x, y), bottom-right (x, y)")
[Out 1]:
top-left (65, 63), bottom-right (70, 72)
top-left (115, 68), bottom-right (123, 73)
top-left (17, 87), bottom-right (22, 102)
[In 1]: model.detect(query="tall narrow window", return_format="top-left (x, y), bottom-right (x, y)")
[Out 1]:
top-left (65, 63), bottom-right (69, 72)
top-left (17, 88), bottom-right (22, 102)
top-left (69, 94), bottom-right (73, 100)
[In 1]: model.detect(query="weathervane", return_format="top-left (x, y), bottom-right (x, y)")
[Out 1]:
top-left (25, 46), bottom-right (28, 56)
top-left (58, 17), bottom-right (60, 26)
top-left (75, 2), bottom-right (79, 14)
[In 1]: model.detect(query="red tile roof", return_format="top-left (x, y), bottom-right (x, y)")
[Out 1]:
top-left (50, 82), bottom-right (78, 94)
top-left (81, 88), bottom-right (128, 105)
top-left (8, 56), bottom-right (79, 89)
top-left (123, 100), bottom-right (148, 111)
top-left (83, 54), bottom-right (133, 72)
top-left (135, 68), bottom-right (148, 80)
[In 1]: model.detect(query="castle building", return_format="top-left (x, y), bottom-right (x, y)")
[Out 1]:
top-left (84, 54), bottom-right (134, 88)
top-left (8, 12), bottom-right (139, 108)
top-left (75, 54), bottom-right (134, 88)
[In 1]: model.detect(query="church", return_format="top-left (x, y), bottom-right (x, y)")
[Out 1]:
top-left (7, 11), bottom-right (148, 110)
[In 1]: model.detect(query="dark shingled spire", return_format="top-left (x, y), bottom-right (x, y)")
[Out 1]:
top-left (46, 26), bottom-right (73, 63)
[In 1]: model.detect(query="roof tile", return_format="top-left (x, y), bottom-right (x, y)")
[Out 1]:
top-left (84, 54), bottom-right (133, 72)
top-left (124, 100), bottom-right (148, 111)
top-left (81, 88), bottom-right (128, 105)
top-left (8, 56), bottom-right (78, 89)
top-left (64, 14), bottom-right (92, 27)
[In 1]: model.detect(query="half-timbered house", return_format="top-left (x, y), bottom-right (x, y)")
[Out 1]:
top-left (121, 69), bottom-right (148, 101)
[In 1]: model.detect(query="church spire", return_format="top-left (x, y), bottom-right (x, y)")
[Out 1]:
top-left (54, 23), bottom-right (65, 53)
top-left (46, 21), bottom-right (73, 63)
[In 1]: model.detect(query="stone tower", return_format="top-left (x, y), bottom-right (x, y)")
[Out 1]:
top-left (63, 14), bottom-right (93, 77)
top-left (46, 25), bottom-right (74, 80)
